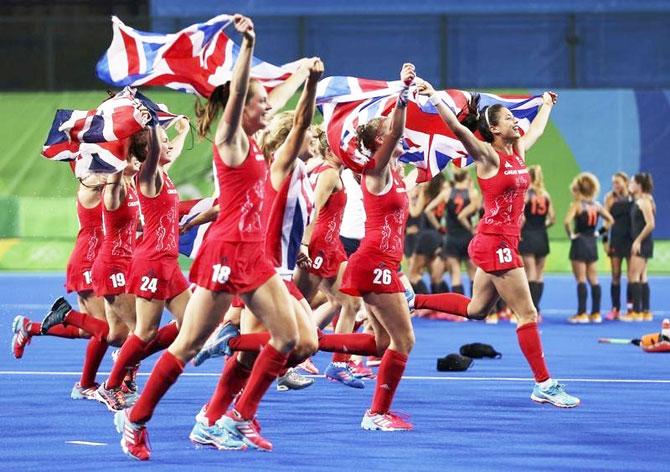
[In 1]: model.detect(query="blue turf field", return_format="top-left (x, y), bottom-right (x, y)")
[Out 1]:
top-left (1, 273), bottom-right (668, 471)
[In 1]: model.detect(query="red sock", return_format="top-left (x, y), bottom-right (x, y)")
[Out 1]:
top-left (79, 337), bottom-right (108, 387)
top-left (45, 325), bottom-right (82, 338)
top-left (318, 332), bottom-right (378, 356)
top-left (414, 293), bottom-right (470, 317)
top-left (64, 310), bottom-right (109, 340)
top-left (228, 332), bottom-right (271, 352)
top-left (516, 322), bottom-right (550, 382)
top-left (107, 335), bottom-right (148, 389)
top-left (370, 349), bottom-right (408, 414)
top-left (128, 351), bottom-right (184, 424)
top-left (234, 344), bottom-right (288, 420)
top-left (206, 357), bottom-right (252, 425)
top-left (332, 352), bottom-right (351, 363)
top-left (28, 321), bottom-right (42, 336)
top-left (142, 322), bottom-right (179, 359)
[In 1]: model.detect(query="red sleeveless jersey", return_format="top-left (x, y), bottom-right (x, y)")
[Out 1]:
top-left (208, 138), bottom-right (268, 242)
top-left (477, 150), bottom-right (530, 236)
top-left (261, 172), bottom-right (277, 235)
top-left (358, 169), bottom-right (409, 265)
top-left (100, 184), bottom-right (140, 262)
top-left (134, 172), bottom-right (179, 259)
top-left (66, 198), bottom-right (103, 292)
top-left (73, 200), bottom-right (103, 265)
top-left (311, 173), bottom-right (347, 247)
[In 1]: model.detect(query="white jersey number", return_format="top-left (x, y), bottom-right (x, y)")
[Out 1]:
top-left (212, 264), bottom-right (232, 284)
top-left (373, 268), bottom-right (392, 285)
top-left (312, 256), bottom-right (324, 270)
top-left (140, 276), bottom-right (158, 293)
top-left (109, 272), bottom-right (126, 288)
top-left (496, 248), bottom-right (513, 264)
top-left (83, 270), bottom-right (92, 285)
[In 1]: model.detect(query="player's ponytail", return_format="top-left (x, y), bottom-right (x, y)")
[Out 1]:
top-left (129, 129), bottom-right (151, 162)
top-left (460, 94), bottom-right (502, 143)
top-left (195, 82), bottom-right (231, 139)
top-left (634, 172), bottom-right (654, 194)
top-left (355, 117), bottom-right (385, 156)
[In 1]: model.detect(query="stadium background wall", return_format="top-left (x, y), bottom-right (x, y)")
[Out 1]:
top-left (1, 0), bottom-right (667, 270)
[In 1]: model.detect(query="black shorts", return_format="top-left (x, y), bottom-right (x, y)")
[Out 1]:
top-left (404, 232), bottom-right (419, 258)
top-left (609, 230), bottom-right (632, 259)
top-left (340, 236), bottom-right (361, 258)
top-left (519, 229), bottom-right (550, 258)
top-left (443, 232), bottom-right (472, 259)
top-left (413, 229), bottom-right (442, 257)
top-left (569, 235), bottom-right (598, 263)
top-left (639, 237), bottom-right (654, 259)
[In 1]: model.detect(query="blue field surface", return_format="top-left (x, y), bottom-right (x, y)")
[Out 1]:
top-left (1, 273), bottom-right (668, 471)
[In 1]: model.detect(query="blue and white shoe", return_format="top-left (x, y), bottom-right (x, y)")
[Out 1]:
top-left (324, 362), bottom-right (365, 389)
top-left (404, 286), bottom-right (416, 313)
top-left (71, 382), bottom-right (100, 400)
top-left (531, 380), bottom-right (580, 408)
top-left (192, 322), bottom-right (240, 367)
top-left (189, 406), bottom-right (247, 450)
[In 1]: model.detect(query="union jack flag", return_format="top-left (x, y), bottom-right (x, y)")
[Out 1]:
top-left (42, 87), bottom-right (179, 177)
top-left (317, 76), bottom-right (543, 182)
top-left (178, 197), bottom-right (216, 259)
top-left (265, 160), bottom-right (314, 278)
top-left (96, 15), bottom-right (300, 97)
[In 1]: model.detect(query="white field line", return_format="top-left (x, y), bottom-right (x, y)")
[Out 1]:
top-left (66, 441), bottom-right (107, 446)
top-left (1, 371), bottom-right (668, 384)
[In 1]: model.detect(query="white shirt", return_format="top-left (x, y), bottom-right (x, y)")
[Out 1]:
top-left (339, 168), bottom-right (366, 240)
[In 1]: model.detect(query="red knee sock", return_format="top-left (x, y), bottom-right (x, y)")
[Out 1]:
top-left (79, 337), bottom-right (108, 387)
top-left (318, 332), bottom-right (378, 356)
top-left (234, 344), bottom-right (288, 420)
top-left (142, 322), bottom-right (179, 359)
top-left (46, 325), bottom-right (83, 338)
top-left (106, 334), bottom-right (148, 389)
top-left (206, 356), bottom-right (252, 425)
top-left (516, 322), bottom-right (550, 382)
top-left (64, 310), bottom-right (109, 340)
top-left (128, 351), bottom-right (184, 424)
top-left (371, 349), bottom-right (408, 414)
top-left (332, 352), bottom-right (351, 363)
top-left (27, 321), bottom-right (81, 338)
top-left (28, 322), bottom-right (41, 336)
top-left (414, 293), bottom-right (471, 317)
top-left (228, 332), bottom-right (271, 352)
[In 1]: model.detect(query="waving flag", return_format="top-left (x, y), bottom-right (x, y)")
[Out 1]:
top-left (317, 76), bottom-right (543, 181)
top-left (42, 87), bottom-right (179, 177)
top-left (179, 197), bottom-right (216, 259)
top-left (97, 15), bottom-right (299, 97)
top-left (265, 160), bottom-right (314, 278)
top-left (52, 95), bottom-right (150, 149)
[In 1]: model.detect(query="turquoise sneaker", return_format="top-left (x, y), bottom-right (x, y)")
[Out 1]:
top-left (189, 406), bottom-right (247, 450)
top-left (531, 380), bottom-right (580, 408)
top-left (192, 322), bottom-right (240, 367)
